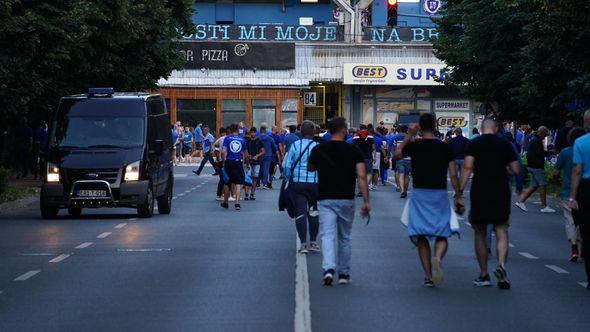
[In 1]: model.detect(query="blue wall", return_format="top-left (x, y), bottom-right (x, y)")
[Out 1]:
top-left (192, 1), bottom-right (435, 27)
top-left (193, 2), bottom-right (334, 25)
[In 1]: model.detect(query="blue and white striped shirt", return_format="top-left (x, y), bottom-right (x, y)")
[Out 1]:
top-left (283, 138), bottom-right (319, 183)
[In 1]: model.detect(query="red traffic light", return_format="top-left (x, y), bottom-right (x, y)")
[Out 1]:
top-left (388, 0), bottom-right (398, 6)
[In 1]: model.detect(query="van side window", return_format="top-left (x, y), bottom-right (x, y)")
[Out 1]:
top-left (148, 99), bottom-right (166, 116)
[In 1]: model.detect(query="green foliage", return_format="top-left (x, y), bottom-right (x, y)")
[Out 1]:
top-left (0, 186), bottom-right (38, 204)
top-left (0, 166), bottom-right (10, 195)
top-left (433, 0), bottom-right (590, 127)
top-left (0, 0), bottom-right (195, 123)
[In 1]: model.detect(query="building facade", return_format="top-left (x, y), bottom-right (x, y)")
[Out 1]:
top-left (158, 0), bottom-right (478, 136)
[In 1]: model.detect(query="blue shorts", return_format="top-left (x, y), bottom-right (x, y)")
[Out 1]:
top-left (529, 167), bottom-right (547, 187)
top-left (396, 159), bottom-right (411, 175)
top-left (250, 164), bottom-right (260, 178)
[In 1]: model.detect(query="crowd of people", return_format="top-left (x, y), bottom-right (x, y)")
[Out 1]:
top-left (189, 111), bottom-right (590, 291)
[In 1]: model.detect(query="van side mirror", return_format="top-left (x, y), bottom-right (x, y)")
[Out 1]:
top-left (151, 140), bottom-right (164, 156)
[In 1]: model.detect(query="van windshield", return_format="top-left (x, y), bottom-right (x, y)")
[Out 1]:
top-left (51, 116), bottom-right (145, 149)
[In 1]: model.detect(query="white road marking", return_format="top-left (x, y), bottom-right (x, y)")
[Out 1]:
top-left (519, 252), bottom-right (539, 260)
top-left (175, 174), bottom-right (188, 178)
top-left (294, 235), bottom-right (312, 332)
top-left (19, 253), bottom-right (53, 256)
top-left (579, 282), bottom-right (589, 288)
top-left (49, 254), bottom-right (71, 263)
top-left (96, 232), bottom-right (112, 239)
top-left (117, 248), bottom-right (172, 252)
top-left (197, 185), bottom-right (201, 188)
top-left (178, 193), bottom-right (185, 197)
top-left (509, 243), bottom-right (515, 248)
top-left (185, 190), bottom-right (191, 193)
top-left (172, 197), bottom-right (177, 200)
top-left (0, 290), bottom-right (3, 294)
top-left (127, 218), bottom-right (137, 221)
top-left (114, 223), bottom-right (127, 229)
top-left (75, 242), bottom-right (93, 249)
top-left (545, 265), bottom-right (569, 274)
top-left (14, 270), bottom-right (41, 281)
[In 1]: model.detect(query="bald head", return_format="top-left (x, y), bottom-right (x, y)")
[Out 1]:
top-left (481, 118), bottom-right (498, 134)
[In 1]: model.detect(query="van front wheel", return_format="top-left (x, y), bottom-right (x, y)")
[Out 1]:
top-left (137, 185), bottom-right (154, 218)
top-left (157, 179), bottom-right (172, 215)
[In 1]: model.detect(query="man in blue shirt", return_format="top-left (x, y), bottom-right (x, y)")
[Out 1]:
top-left (283, 121), bottom-right (320, 254)
top-left (221, 124), bottom-right (248, 210)
top-left (448, 128), bottom-right (470, 178)
top-left (259, 126), bottom-right (278, 189)
top-left (555, 128), bottom-right (587, 262)
top-left (194, 122), bottom-right (205, 159)
top-left (284, 125), bottom-right (300, 151)
top-left (193, 127), bottom-right (216, 176)
top-left (569, 111), bottom-right (590, 288)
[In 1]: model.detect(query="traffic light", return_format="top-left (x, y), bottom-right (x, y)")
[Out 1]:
top-left (387, 0), bottom-right (398, 27)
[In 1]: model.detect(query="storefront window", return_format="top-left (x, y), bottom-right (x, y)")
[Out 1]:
top-left (377, 100), bottom-right (415, 125)
top-left (416, 99), bottom-right (432, 112)
top-left (376, 87), bottom-right (415, 99)
top-left (252, 99), bottom-right (276, 128)
top-left (176, 99), bottom-right (216, 129)
top-left (222, 99), bottom-right (246, 127)
top-left (362, 99), bottom-right (374, 125)
top-left (282, 99), bottom-right (298, 128)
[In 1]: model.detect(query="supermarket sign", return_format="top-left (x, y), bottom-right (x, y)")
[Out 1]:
top-left (343, 63), bottom-right (446, 86)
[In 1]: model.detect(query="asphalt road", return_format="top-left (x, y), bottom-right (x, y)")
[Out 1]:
top-left (0, 166), bottom-right (589, 332)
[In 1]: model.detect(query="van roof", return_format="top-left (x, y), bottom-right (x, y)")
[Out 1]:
top-left (62, 93), bottom-right (161, 100)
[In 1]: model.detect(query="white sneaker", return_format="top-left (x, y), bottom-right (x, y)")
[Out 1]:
top-left (228, 196), bottom-right (236, 202)
top-left (515, 202), bottom-right (528, 212)
top-left (540, 206), bottom-right (556, 213)
top-left (215, 196), bottom-right (223, 201)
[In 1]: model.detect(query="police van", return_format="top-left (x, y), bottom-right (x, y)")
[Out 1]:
top-left (40, 88), bottom-right (174, 219)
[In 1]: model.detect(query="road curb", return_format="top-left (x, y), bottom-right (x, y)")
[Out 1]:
top-left (0, 195), bottom-right (39, 216)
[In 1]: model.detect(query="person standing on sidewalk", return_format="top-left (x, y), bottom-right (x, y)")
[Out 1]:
top-left (394, 114), bottom-right (462, 288)
top-left (448, 128), bottom-right (470, 179)
top-left (284, 121), bottom-right (320, 254)
top-left (458, 118), bottom-right (520, 290)
top-left (221, 124), bottom-right (247, 210)
top-left (554, 127), bottom-right (587, 262)
top-left (515, 126), bottom-right (556, 213)
top-left (568, 110), bottom-right (590, 289)
top-left (193, 127), bottom-right (216, 176)
top-left (308, 117), bottom-right (370, 286)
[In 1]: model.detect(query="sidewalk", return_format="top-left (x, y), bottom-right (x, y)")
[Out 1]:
top-left (0, 176), bottom-right (41, 215)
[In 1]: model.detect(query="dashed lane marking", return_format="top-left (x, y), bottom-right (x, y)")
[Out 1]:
top-left (14, 270), bottom-right (41, 281)
top-left (178, 193), bottom-right (185, 197)
top-left (519, 252), bottom-right (539, 260)
top-left (114, 223), bottom-right (127, 229)
top-left (117, 248), bottom-right (172, 252)
top-left (545, 265), bottom-right (569, 274)
top-left (172, 197), bottom-right (177, 200)
top-left (294, 235), bottom-right (312, 332)
top-left (75, 242), bottom-right (93, 249)
top-left (127, 218), bottom-right (137, 221)
top-left (96, 232), bottom-right (112, 239)
top-left (579, 282), bottom-right (589, 288)
top-left (509, 243), bottom-right (515, 248)
top-left (49, 254), bottom-right (71, 263)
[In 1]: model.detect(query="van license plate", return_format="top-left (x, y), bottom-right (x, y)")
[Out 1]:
top-left (77, 190), bottom-right (107, 197)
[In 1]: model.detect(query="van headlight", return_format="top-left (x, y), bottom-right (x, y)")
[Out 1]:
top-left (47, 162), bottom-right (60, 183)
top-left (124, 161), bottom-right (141, 182)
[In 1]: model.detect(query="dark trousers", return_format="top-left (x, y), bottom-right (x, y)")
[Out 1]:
top-left (573, 180), bottom-right (590, 282)
top-left (291, 182), bottom-right (319, 244)
top-left (216, 161), bottom-right (224, 197)
top-left (196, 151), bottom-right (216, 175)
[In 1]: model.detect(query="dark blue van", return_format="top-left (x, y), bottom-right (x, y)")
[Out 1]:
top-left (41, 88), bottom-right (174, 219)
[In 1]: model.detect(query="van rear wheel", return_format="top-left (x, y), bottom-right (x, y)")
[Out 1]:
top-left (157, 178), bottom-right (173, 215)
top-left (137, 185), bottom-right (154, 218)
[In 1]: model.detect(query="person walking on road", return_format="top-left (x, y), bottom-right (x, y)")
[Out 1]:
top-left (259, 126), bottom-right (279, 190)
top-left (568, 110), bottom-right (590, 289)
top-left (554, 127), bottom-right (587, 262)
top-left (394, 114), bottom-right (462, 288)
top-left (394, 126), bottom-right (411, 198)
top-left (284, 121), bottom-right (320, 254)
top-left (193, 127), bottom-right (216, 176)
top-left (221, 124), bottom-right (247, 210)
top-left (515, 126), bottom-right (556, 213)
top-left (213, 127), bottom-right (228, 201)
top-left (308, 117), bottom-right (370, 286)
top-left (448, 127), bottom-right (470, 178)
top-left (353, 125), bottom-right (375, 193)
top-left (458, 118), bottom-right (520, 289)
top-left (245, 127), bottom-right (265, 201)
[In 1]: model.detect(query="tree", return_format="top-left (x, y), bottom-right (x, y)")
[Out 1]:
top-left (432, 0), bottom-right (590, 127)
top-left (0, 0), bottom-right (194, 123)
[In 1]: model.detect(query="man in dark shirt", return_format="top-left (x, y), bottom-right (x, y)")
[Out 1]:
top-left (308, 117), bottom-right (370, 286)
top-left (353, 125), bottom-right (375, 194)
top-left (516, 126), bottom-right (556, 213)
top-left (244, 127), bottom-right (265, 200)
top-left (459, 118), bottom-right (520, 289)
top-left (448, 128), bottom-right (470, 178)
top-left (394, 113), bottom-right (462, 288)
